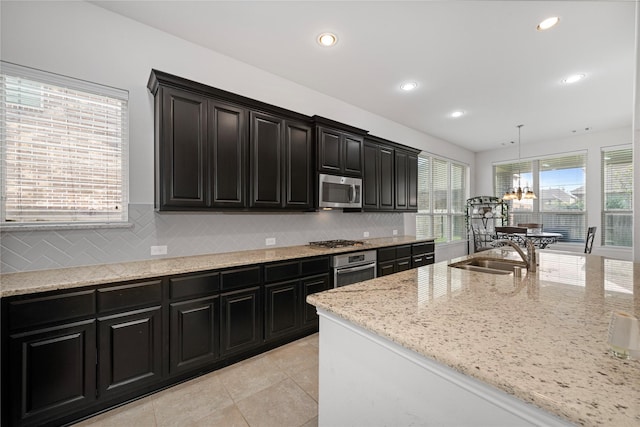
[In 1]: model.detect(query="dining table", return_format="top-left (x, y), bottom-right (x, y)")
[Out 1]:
top-left (496, 231), bottom-right (563, 249)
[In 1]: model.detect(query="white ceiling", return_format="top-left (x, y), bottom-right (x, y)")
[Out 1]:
top-left (91, 0), bottom-right (636, 152)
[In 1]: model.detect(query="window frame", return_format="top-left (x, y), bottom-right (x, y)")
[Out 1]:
top-left (417, 153), bottom-right (469, 244)
top-left (601, 146), bottom-right (633, 247)
top-left (0, 61), bottom-right (129, 228)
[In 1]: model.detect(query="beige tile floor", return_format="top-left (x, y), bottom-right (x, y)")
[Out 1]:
top-left (74, 334), bottom-right (319, 427)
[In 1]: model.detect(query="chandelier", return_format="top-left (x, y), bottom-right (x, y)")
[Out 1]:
top-left (502, 124), bottom-right (537, 201)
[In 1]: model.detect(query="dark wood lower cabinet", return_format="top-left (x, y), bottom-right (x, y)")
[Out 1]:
top-left (8, 320), bottom-right (96, 427)
top-left (170, 296), bottom-right (219, 374)
top-left (301, 274), bottom-right (330, 327)
top-left (220, 287), bottom-right (262, 357)
top-left (265, 280), bottom-right (299, 341)
top-left (98, 307), bottom-right (162, 399)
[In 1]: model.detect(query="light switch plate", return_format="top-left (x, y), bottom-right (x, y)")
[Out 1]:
top-left (393, 230), bottom-right (398, 235)
top-left (150, 245), bottom-right (167, 255)
top-left (265, 237), bottom-right (276, 246)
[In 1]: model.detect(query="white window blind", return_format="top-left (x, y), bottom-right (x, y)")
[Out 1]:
top-left (493, 152), bottom-right (586, 242)
top-left (417, 153), bottom-right (468, 243)
top-left (602, 147), bottom-right (632, 247)
top-left (0, 62), bottom-right (128, 224)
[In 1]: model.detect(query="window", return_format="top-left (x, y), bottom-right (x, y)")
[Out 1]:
top-left (602, 147), bottom-right (632, 247)
top-left (0, 62), bottom-right (128, 225)
top-left (494, 152), bottom-right (586, 242)
top-left (417, 153), bottom-right (468, 243)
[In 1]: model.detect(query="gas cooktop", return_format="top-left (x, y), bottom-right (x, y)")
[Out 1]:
top-left (308, 239), bottom-right (365, 249)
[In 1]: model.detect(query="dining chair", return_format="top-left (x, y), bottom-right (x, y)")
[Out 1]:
top-left (517, 223), bottom-right (543, 234)
top-left (584, 226), bottom-right (597, 254)
top-left (495, 226), bottom-right (527, 245)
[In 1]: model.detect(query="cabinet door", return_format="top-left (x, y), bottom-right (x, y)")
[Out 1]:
top-left (9, 320), bottom-right (96, 426)
top-left (317, 127), bottom-right (342, 174)
top-left (407, 152), bottom-right (418, 210)
top-left (170, 296), bottom-right (219, 375)
top-left (379, 147), bottom-right (395, 210)
top-left (395, 150), bottom-right (408, 210)
top-left (396, 257), bottom-right (412, 273)
top-left (343, 134), bottom-right (363, 176)
top-left (160, 87), bottom-right (208, 208)
top-left (284, 121), bottom-right (313, 209)
top-left (265, 280), bottom-right (299, 341)
top-left (98, 307), bottom-right (162, 399)
top-left (362, 143), bottom-right (379, 209)
top-left (250, 112), bottom-right (283, 208)
top-left (210, 100), bottom-right (246, 208)
top-left (220, 287), bottom-right (262, 356)
top-left (301, 274), bottom-right (330, 328)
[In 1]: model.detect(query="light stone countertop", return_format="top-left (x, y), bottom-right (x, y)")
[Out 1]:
top-left (308, 249), bottom-right (640, 427)
top-left (0, 236), bottom-right (432, 298)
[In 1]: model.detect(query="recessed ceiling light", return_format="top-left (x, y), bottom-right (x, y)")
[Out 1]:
top-left (400, 81), bottom-right (418, 91)
top-left (450, 110), bottom-right (465, 118)
top-left (537, 16), bottom-right (560, 31)
top-left (317, 32), bottom-right (338, 47)
top-left (562, 74), bottom-right (586, 84)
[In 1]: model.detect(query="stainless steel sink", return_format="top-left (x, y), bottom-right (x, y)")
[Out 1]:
top-left (448, 257), bottom-right (527, 275)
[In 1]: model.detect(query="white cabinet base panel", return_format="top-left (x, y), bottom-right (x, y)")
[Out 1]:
top-left (317, 309), bottom-right (574, 427)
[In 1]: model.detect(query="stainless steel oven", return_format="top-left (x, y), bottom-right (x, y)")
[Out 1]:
top-left (331, 250), bottom-right (377, 288)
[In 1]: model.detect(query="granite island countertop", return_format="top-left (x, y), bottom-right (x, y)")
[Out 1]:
top-left (0, 236), bottom-right (432, 297)
top-left (308, 249), bottom-right (640, 427)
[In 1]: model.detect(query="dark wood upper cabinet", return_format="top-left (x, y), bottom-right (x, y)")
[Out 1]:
top-left (284, 121), bottom-right (313, 209)
top-left (250, 111), bottom-right (283, 208)
top-left (362, 143), bottom-right (379, 209)
top-left (395, 148), bottom-right (418, 212)
top-left (395, 150), bottom-right (408, 209)
top-left (407, 151), bottom-right (418, 210)
top-left (210, 101), bottom-right (246, 208)
top-left (314, 117), bottom-right (366, 178)
top-left (159, 87), bottom-right (208, 209)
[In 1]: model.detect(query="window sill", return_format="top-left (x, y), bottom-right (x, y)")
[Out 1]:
top-left (0, 222), bottom-right (134, 232)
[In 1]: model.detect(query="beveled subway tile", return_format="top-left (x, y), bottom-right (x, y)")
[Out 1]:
top-left (153, 373), bottom-right (234, 427)
top-left (236, 378), bottom-right (317, 427)
top-left (289, 363), bottom-right (319, 402)
top-left (217, 354), bottom-right (288, 402)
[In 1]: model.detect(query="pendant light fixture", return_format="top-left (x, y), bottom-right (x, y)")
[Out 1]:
top-left (502, 125), bottom-right (537, 201)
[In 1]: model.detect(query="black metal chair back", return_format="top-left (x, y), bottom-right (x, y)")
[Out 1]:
top-left (584, 226), bottom-right (597, 254)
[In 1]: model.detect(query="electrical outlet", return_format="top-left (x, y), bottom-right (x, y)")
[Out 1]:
top-left (393, 229), bottom-right (398, 236)
top-left (363, 231), bottom-right (370, 238)
top-left (265, 237), bottom-right (276, 246)
top-left (150, 245), bottom-right (167, 255)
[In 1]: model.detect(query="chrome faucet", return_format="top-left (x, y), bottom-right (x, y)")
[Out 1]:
top-left (494, 239), bottom-right (537, 272)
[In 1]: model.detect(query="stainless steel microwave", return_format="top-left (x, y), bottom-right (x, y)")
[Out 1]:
top-left (318, 173), bottom-right (362, 209)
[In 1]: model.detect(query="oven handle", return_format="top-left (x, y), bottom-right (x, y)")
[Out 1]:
top-left (336, 263), bottom-right (376, 275)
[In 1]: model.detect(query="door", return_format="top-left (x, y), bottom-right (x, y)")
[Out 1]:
top-left (379, 147), bottom-right (395, 210)
top-left (301, 274), bottom-right (330, 328)
top-left (210, 100), bottom-right (246, 208)
top-left (407, 152), bottom-right (418, 210)
top-left (343, 134), bottom-right (363, 176)
top-left (9, 320), bottom-right (96, 426)
top-left (220, 287), bottom-right (262, 356)
top-left (395, 150), bottom-right (408, 210)
top-left (161, 87), bottom-right (208, 208)
top-left (362, 143), bottom-right (379, 209)
top-left (170, 296), bottom-right (219, 374)
top-left (284, 121), bottom-right (313, 209)
top-left (317, 127), bottom-right (342, 173)
top-left (98, 307), bottom-right (162, 399)
top-left (250, 111), bottom-right (283, 208)
top-left (265, 280), bottom-right (299, 341)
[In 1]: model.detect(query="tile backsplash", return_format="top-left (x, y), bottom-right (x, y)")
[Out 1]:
top-left (1, 204), bottom-right (404, 273)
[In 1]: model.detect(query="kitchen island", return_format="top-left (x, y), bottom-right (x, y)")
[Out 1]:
top-left (307, 249), bottom-right (639, 427)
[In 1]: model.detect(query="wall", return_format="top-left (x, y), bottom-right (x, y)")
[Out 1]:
top-left (0, 1), bottom-right (474, 273)
top-left (475, 126), bottom-right (633, 260)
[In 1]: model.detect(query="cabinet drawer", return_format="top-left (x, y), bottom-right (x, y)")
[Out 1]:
top-left (8, 290), bottom-right (96, 331)
top-left (412, 241), bottom-right (435, 255)
top-left (264, 261), bottom-right (300, 283)
top-left (377, 247), bottom-right (396, 263)
top-left (301, 256), bottom-right (330, 277)
top-left (97, 281), bottom-right (162, 313)
top-left (170, 272), bottom-right (219, 300)
top-left (221, 266), bottom-right (262, 290)
top-left (413, 254), bottom-right (435, 267)
top-left (396, 245), bottom-right (412, 258)
top-left (396, 257), bottom-right (411, 272)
